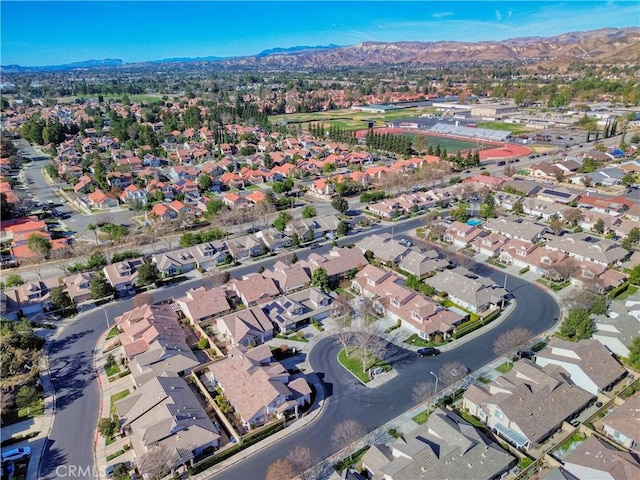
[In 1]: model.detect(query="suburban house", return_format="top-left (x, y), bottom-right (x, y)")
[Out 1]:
top-left (361, 407), bottom-right (515, 480)
top-left (444, 221), bottom-right (486, 248)
top-left (577, 194), bottom-right (632, 216)
top-left (87, 189), bottom-right (119, 209)
top-left (261, 287), bottom-right (333, 333)
top-left (205, 344), bottom-right (311, 429)
top-left (175, 286), bottom-right (233, 326)
top-left (115, 303), bottom-right (186, 360)
top-left (115, 374), bottom-right (220, 471)
top-left (216, 306), bottom-right (274, 347)
top-left (545, 233), bottom-right (629, 266)
top-left (153, 242), bottom-right (226, 277)
top-left (397, 249), bottom-right (450, 279)
top-left (534, 338), bottom-right (626, 395)
top-left (352, 265), bottom-right (464, 341)
top-left (297, 247), bottom-right (368, 283)
top-left (463, 360), bottom-right (595, 450)
top-left (262, 261), bottom-right (311, 294)
top-left (227, 273), bottom-right (280, 307)
top-left (128, 338), bottom-right (200, 386)
top-left (562, 436), bottom-right (640, 480)
top-left (1, 278), bottom-right (58, 317)
top-left (356, 234), bottom-right (411, 264)
top-left (63, 272), bottom-right (95, 309)
top-left (423, 268), bottom-right (508, 314)
top-left (224, 235), bottom-right (265, 261)
top-left (119, 184), bottom-right (147, 205)
top-left (601, 393), bottom-right (640, 453)
top-left (483, 217), bottom-right (547, 243)
top-left (103, 257), bottom-right (145, 296)
top-left (255, 228), bottom-right (291, 251)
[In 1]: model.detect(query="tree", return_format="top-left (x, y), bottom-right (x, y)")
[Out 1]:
top-left (90, 276), bottom-right (114, 300)
top-left (311, 267), bottom-right (329, 291)
top-left (272, 211), bottom-right (292, 232)
top-left (331, 420), bottom-right (367, 460)
top-left (287, 445), bottom-right (315, 480)
top-left (493, 327), bottom-right (533, 361)
top-left (593, 218), bottom-right (605, 234)
top-left (27, 234), bottom-right (52, 258)
top-left (15, 385), bottom-right (38, 414)
top-left (628, 264), bottom-right (640, 285)
top-left (621, 226), bottom-right (640, 251)
top-left (627, 336), bottom-right (640, 370)
top-left (549, 216), bottom-right (564, 236)
top-left (97, 416), bottom-right (119, 439)
top-left (562, 208), bottom-right (583, 226)
top-left (50, 286), bottom-right (73, 312)
top-left (411, 381), bottom-right (437, 405)
top-left (301, 205), bottom-right (317, 219)
top-left (336, 220), bottom-right (349, 237)
top-left (136, 262), bottom-right (160, 287)
top-left (331, 196), bottom-right (349, 214)
top-left (558, 309), bottom-right (594, 341)
top-left (543, 257), bottom-right (578, 282)
top-left (4, 274), bottom-right (24, 288)
top-left (138, 444), bottom-right (177, 480)
top-left (438, 361), bottom-right (469, 386)
top-left (265, 459), bottom-right (294, 480)
top-left (198, 174), bottom-right (213, 193)
top-left (479, 192), bottom-right (497, 219)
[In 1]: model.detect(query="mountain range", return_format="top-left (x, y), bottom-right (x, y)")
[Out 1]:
top-left (2, 28), bottom-right (639, 73)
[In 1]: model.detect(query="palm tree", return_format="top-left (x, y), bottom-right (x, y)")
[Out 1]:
top-left (87, 223), bottom-right (98, 245)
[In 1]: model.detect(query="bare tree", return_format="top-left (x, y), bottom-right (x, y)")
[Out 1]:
top-left (352, 326), bottom-right (387, 373)
top-left (286, 445), bottom-right (315, 480)
top-left (543, 257), bottom-right (579, 282)
top-left (206, 269), bottom-right (230, 286)
top-left (411, 381), bottom-right (437, 405)
top-left (332, 292), bottom-right (352, 318)
top-left (265, 458), bottom-right (294, 480)
top-left (564, 281), bottom-right (604, 311)
top-left (438, 361), bottom-right (469, 386)
top-left (549, 216), bottom-right (564, 236)
top-left (137, 444), bottom-right (177, 480)
top-left (133, 292), bottom-right (155, 308)
top-left (562, 208), bottom-right (583, 226)
top-left (493, 327), bottom-right (534, 361)
top-left (334, 309), bottom-right (354, 354)
top-left (331, 419), bottom-right (367, 460)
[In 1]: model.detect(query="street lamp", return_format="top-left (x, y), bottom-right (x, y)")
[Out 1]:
top-left (99, 307), bottom-right (110, 329)
top-left (430, 371), bottom-right (439, 393)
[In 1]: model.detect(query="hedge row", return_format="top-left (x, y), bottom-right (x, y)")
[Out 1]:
top-left (452, 310), bottom-right (501, 339)
top-left (519, 266), bottom-right (530, 274)
top-left (609, 281), bottom-right (629, 299)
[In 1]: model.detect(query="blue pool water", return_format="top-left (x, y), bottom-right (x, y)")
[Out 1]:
top-left (466, 219), bottom-right (482, 226)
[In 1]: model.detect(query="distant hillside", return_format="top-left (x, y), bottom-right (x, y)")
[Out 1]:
top-left (2, 28), bottom-right (638, 73)
top-left (221, 28), bottom-right (640, 68)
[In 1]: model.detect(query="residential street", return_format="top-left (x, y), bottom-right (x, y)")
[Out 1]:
top-left (33, 234), bottom-right (558, 480)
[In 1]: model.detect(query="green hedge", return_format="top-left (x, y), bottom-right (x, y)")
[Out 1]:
top-left (1, 431), bottom-right (39, 448)
top-left (609, 281), bottom-right (629, 299)
top-left (452, 310), bottom-right (501, 339)
top-left (519, 266), bottom-right (530, 274)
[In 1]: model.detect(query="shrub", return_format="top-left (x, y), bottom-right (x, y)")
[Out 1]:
top-left (519, 266), bottom-right (530, 274)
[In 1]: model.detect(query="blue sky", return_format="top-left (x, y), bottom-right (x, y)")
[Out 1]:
top-left (1, 1), bottom-right (638, 66)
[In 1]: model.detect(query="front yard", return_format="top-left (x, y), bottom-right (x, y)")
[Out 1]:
top-left (338, 347), bottom-right (391, 384)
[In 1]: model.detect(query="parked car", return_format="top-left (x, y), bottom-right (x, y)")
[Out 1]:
top-left (518, 350), bottom-right (535, 360)
top-left (309, 243), bottom-right (322, 249)
top-left (416, 347), bottom-right (441, 357)
top-left (105, 461), bottom-right (132, 479)
top-left (1, 447), bottom-right (31, 463)
top-left (449, 365), bottom-right (470, 378)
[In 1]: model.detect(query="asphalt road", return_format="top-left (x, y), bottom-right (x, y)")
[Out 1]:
top-left (210, 261), bottom-right (559, 480)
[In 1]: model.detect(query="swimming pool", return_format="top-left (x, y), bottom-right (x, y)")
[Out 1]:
top-left (466, 218), bottom-right (482, 226)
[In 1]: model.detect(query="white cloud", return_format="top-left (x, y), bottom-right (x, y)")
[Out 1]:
top-left (432, 11), bottom-right (454, 19)
top-left (495, 10), bottom-right (503, 21)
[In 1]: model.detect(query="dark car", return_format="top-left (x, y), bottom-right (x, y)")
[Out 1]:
top-left (519, 350), bottom-right (535, 360)
top-left (416, 347), bottom-right (441, 357)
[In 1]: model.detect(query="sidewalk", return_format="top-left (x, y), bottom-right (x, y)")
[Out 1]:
top-left (93, 332), bottom-right (137, 475)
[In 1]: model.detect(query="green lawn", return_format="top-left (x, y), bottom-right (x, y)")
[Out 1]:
top-left (403, 333), bottom-right (445, 348)
top-left (453, 408), bottom-right (485, 428)
top-left (2, 399), bottom-right (45, 426)
top-left (486, 258), bottom-right (507, 269)
top-left (338, 347), bottom-right (390, 384)
top-left (275, 333), bottom-right (309, 342)
top-left (412, 409), bottom-right (430, 425)
top-left (615, 285), bottom-right (638, 301)
top-left (496, 362), bottom-right (514, 374)
top-left (110, 389), bottom-right (130, 415)
top-left (477, 121), bottom-right (533, 135)
top-left (105, 363), bottom-right (120, 377)
top-left (106, 326), bottom-right (120, 339)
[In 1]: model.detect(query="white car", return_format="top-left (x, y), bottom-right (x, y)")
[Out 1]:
top-left (1, 447), bottom-right (31, 462)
